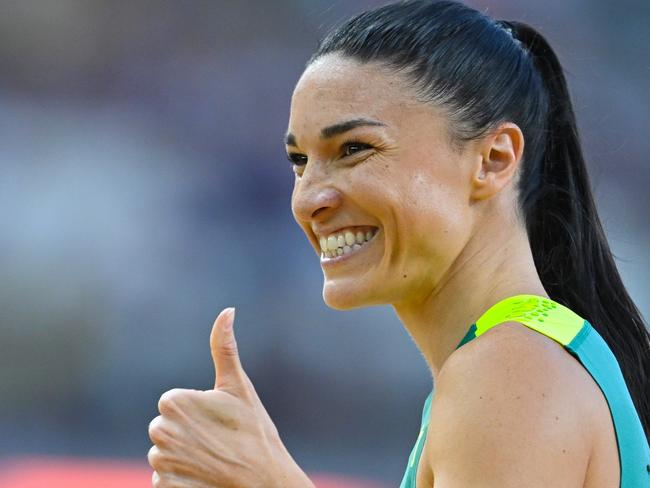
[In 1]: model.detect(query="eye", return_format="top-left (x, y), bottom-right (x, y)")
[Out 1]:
top-left (342, 142), bottom-right (373, 157)
top-left (286, 152), bottom-right (307, 166)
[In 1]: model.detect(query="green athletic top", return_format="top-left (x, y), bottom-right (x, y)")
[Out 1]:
top-left (399, 294), bottom-right (650, 488)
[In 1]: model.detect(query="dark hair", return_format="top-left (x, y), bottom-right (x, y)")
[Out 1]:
top-left (308, 0), bottom-right (650, 439)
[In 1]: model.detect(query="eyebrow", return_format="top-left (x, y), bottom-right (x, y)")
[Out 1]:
top-left (284, 117), bottom-right (386, 147)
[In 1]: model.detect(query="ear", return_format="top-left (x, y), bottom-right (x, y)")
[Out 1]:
top-left (471, 122), bottom-right (524, 201)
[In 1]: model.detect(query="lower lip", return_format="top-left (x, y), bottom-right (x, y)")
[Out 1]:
top-left (320, 230), bottom-right (380, 267)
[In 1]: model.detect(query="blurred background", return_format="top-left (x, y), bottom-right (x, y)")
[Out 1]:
top-left (0, 0), bottom-right (647, 486)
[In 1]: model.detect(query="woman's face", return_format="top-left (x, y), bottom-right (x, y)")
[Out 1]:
top-left (287, 54), bottom-right (481, 310)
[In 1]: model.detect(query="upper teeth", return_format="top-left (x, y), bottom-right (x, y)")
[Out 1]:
top-left (319, 227), bottom-right (377, 257)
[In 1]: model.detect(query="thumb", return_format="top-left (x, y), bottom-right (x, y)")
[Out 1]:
top-left (210, 307), bottom-right (247, 393)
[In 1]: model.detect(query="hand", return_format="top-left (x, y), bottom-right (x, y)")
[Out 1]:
top-left (148, 307), bottom-right (314, 488)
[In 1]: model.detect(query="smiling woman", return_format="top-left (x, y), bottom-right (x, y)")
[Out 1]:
top-left (284, 1), bottom-right (649, 487)
top-left (146, 0), bottom-right (648, 486)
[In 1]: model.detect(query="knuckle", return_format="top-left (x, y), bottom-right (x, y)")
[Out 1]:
top-left (147, 445), bottom-right (164, 470)
top-left (152, 469), bottom-right (183, 488)
top-left (158, 388), bottom-right (188, 415)
top-left (148, 415), bottom-right (170, 446)
top-left (217, 339), bottom-right (239, 358)
top-left (219, 347), bottom-right (238, 360)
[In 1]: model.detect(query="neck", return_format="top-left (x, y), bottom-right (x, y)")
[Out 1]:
top-left (392, 228), bottom-right (549, 383)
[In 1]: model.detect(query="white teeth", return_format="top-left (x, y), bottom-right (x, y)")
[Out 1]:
top-left (327, 236), bottom-right (338, 251)
top-left (320, 227), bottom-right (378, 259)
top-left (320, 237), bottom-right (328, 252)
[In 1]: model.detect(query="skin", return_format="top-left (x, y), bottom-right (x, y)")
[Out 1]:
top-left (287, 53), bottom-right (619, 487)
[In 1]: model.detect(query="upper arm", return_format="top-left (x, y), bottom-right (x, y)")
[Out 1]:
top-left (426, 322), bottom-right (593, 488)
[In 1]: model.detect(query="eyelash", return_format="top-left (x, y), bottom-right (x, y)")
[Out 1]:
top-left (286, 141), bottom-right (374, 167)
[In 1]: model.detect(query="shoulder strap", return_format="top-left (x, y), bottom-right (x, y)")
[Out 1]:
top-left (475, 294), bottom-right (585, 346)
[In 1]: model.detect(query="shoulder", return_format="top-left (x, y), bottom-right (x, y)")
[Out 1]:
top-left (425, 321), bottom-right (597, 487)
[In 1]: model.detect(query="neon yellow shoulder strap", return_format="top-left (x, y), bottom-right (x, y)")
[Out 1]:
top-left (474, 294), bottom-right (586, 346)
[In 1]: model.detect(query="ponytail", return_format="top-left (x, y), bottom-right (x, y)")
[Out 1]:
top-left (507, 20), bottom-right (650, 439)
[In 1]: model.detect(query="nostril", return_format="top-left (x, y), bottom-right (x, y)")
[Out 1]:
top-left (312, 207), bottom-right (328, 219)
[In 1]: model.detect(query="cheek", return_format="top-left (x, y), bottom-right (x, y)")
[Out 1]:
top-left (345, 155), bottom-right (465, 239)
top-left (344, 154), bottom-right (396, 206)
top-left (409, 173), bottom-right (464, 221)
top-left (387, 166), bottom-right (471, 266)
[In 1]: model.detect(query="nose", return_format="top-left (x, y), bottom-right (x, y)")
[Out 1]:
top-left (291, 174), bottom-right (343, 224)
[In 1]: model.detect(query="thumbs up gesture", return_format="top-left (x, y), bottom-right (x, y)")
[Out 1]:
top-left (148, 308), bottom-right (315, 488)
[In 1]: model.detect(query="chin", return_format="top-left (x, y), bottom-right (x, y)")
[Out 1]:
top-left (322, 281), bottom-right (365, 310)
top-left (322, 279), bottom-right (389, 310)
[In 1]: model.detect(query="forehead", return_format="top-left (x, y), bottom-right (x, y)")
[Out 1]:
top-left (289, 54), bottom-right (419, 127)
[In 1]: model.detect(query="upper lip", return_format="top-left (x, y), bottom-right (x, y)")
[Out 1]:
top-left (312, 225), bottom-right (378, 240)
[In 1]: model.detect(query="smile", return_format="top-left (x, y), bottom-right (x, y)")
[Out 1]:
top-left (319, 226), bottom-right (379, 262)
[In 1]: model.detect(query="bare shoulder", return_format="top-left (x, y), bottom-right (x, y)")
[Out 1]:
top-left (425, 321), bottom-right (598, 488)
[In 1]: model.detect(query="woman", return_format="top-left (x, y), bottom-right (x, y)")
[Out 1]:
top-left (148, 1), bottom-right (649, 487)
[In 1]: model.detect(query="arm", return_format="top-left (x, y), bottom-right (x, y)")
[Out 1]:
top-left (425, 322), bottom-right (594, 488)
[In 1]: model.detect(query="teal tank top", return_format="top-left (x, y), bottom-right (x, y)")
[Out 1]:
top-left (399, 294), bottom-right (650, 488)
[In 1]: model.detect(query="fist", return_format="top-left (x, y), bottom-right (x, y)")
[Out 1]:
top-left (147, 308), bottom-right (304, 488)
